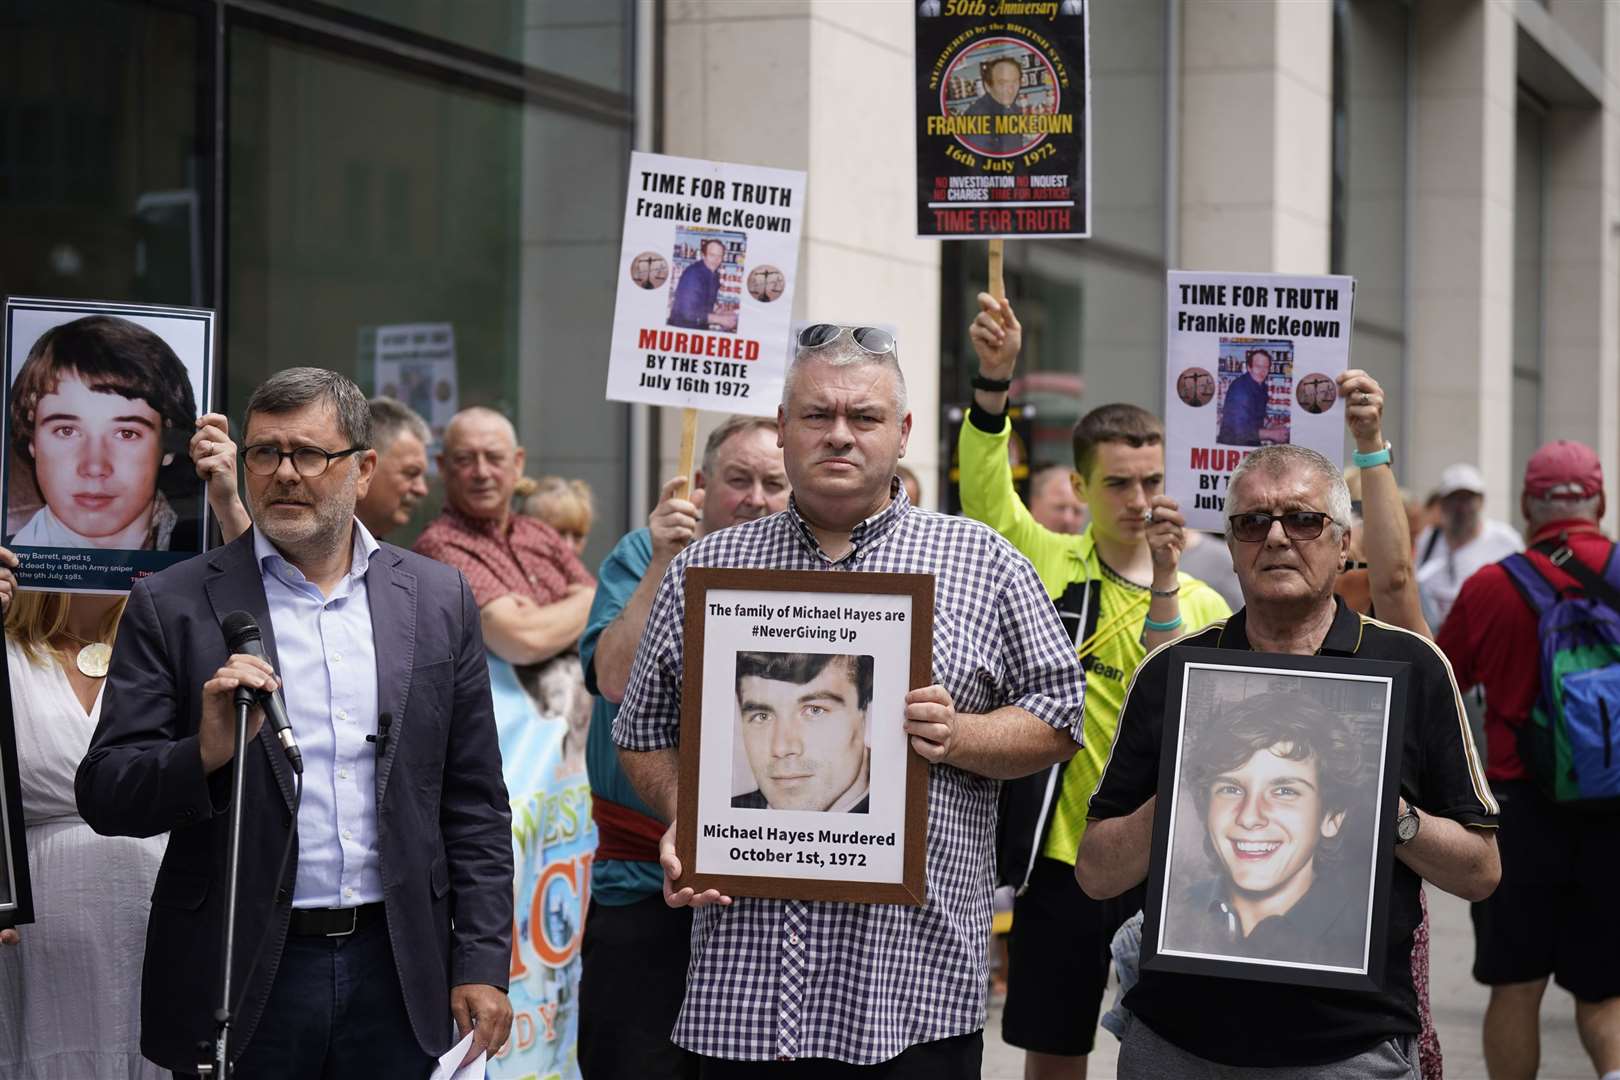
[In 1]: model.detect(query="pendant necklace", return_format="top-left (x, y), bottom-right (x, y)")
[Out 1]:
top-left (59, 632), bottom-right (112, 678)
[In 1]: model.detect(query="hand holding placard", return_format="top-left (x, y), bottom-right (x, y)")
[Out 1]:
top-left (659, 820), bottom-right (732, 910)
top-left (1338, 369), bottom-right (1386, 454)
top-left (1145, 494), bottom-right (1187, 585)
top-left (649, 474), bottom-right (701, 562)
top-left (969, 291), bottom-right (1022, 414)
top-left (903, 684), bottom-right (959, 764)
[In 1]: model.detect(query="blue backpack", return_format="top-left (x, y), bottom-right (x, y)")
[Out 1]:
top-left (1500, 539), bottom-right (1620, 807)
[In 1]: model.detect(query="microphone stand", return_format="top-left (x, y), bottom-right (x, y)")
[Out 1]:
top-left (201, 691), bottom-right (254, 1078)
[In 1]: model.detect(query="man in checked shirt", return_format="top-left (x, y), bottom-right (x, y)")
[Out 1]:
top-left (614, 323), bottom-right (1085, 1076)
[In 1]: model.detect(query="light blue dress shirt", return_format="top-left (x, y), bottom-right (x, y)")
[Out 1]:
top-left (253, 521), bottom-right (383, 909)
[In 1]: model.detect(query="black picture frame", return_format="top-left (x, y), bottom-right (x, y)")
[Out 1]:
top-left (0, 627), bottom-right (33, 929)
top-left (1141, 648), bottom-right (1408, 991)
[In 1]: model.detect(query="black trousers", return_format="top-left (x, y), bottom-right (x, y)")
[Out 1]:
top-left (697, 1030), bottom-right (982, 1078)
top-left (178, 918), bottom-right (432, 1080)
top-left (578, 895), bottom-right (698, 1078)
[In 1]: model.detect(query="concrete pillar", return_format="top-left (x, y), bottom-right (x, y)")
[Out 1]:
top-left (657, 1), bottom-right (942, 508)
top-left (1408, 0), bottom-right (1517, 516)
top-left (1178, 1), bottom-right (1333, 273)
top-left (1538, 5), bottom-right (1620, 533)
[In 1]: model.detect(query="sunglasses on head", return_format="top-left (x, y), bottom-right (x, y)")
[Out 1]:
top-left (797, 324), bottom-right (895, 356)
top-left (1227, 510), bottom-right (1335, 543)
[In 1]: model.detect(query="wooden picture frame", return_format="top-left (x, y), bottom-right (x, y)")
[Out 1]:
top-left (675, 567), bottom-right (933, 905)
top-left (1141, 648), bottom-right (1408, 991)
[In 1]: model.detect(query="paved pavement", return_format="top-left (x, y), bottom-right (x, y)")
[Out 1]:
top-left (983, 890), bottom-right (1593, 1078)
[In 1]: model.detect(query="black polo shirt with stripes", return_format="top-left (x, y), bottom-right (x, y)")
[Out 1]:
top-left (1089, 596), bottom-right (1497, 1068)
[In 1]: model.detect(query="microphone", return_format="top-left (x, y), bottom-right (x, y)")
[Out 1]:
top-left (366, 712), bottom-right (393, 755)
top-left (219, 611), bottom-right (304, 775)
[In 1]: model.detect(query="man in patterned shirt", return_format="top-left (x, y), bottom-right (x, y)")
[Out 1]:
top-left (614, 324), bottom-right (1085, 1075)
top-left (414, 406), bottom-right (595, 664)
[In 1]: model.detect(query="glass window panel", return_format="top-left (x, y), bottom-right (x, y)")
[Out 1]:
top-left (1332, 0), bottom-right (1409, 465)
top-left (229, 27), bottom-right (630, 559)
top-left (1334, 0), bottom-right (1408, 334)
top-left (0, 0), bottom-right (209, 307)
top-left (318, 0), bottom-right (632, 93)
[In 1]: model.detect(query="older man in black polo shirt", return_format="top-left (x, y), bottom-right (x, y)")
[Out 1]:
top-left (1077, 442), bottom-right (1500, 1078)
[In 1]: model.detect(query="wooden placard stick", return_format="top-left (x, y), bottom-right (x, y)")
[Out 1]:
top-left (675, 407), bottom-right (699, 499)
top-left (988, 238), bottom-right (1006, 301)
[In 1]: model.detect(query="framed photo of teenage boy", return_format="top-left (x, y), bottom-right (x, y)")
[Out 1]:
top-left (1141, 648), bottom-right (1409, 991)
top-left (1, 296), bottom-right (214, 594)
top-left (0, 646), bottom-right (33, 930)
top-left (676, 567), bottom-right (934, 905)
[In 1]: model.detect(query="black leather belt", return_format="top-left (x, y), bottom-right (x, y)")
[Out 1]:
top-left (288, 902), bottom-right (384, 937)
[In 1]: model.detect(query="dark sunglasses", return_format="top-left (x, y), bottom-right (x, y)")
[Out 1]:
top-left (797, 324), bottom-right (895, 355)
top-left (1227, 510), bottom-right (1335, 543)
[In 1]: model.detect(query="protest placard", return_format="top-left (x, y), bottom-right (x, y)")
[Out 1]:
top-left (361, 321), bottom-right (458, 470)
top-left (2, 296), bottom-right (213, 594)
top-left (605, 152), bottom-right (806, 418)
top-left (1142, 649), bottom-right (1407, 991)
top-left (914, 0), bottom-right (1091, 239)
top-left (1164, 272), bottom-right (1355, 532)
top-left (486, 656), bottom-right (592, 1080)
top-left (675, 568), bottom-right (933, 905)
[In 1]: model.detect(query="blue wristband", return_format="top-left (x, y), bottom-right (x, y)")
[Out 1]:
top-left (1144, 614), bottom-right (1183, 633)
top-left (1352, 443), bottom-right (1392, 469)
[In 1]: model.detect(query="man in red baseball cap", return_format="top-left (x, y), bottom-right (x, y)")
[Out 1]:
top-left (1438, 439), bottom-right (1620, 1080)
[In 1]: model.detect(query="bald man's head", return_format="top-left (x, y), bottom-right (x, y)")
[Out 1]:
top-left (440, 406), bottom-right (525, 522)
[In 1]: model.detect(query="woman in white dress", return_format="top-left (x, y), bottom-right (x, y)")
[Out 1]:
top-left (0, 586), bottom-right (171, 1080)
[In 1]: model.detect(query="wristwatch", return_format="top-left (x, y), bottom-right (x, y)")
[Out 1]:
top-left (1394, 802), bottom-right (1420, 845)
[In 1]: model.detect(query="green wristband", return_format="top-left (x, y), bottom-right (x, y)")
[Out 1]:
top-left (1352, 443), bottom-right (1392, 469)
top-left (1144, 614), bottom-right (1183, 633)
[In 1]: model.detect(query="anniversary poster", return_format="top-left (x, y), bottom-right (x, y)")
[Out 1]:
top-left (1163, 271), bottom-right (1355, 532)
top-left (915, 0), bottom-right (1091, 238)
top-left (605, 152), bottom-right (806, 416)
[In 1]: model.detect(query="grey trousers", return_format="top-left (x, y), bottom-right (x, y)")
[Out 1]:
top-left (1117, 1018), bottom-right (1420, 1080)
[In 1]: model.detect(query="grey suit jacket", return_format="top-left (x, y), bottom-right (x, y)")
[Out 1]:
top-left (74, 530), bottom-right (513, 1070)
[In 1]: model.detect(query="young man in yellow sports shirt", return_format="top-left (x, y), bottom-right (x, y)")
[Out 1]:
top-left (959, 293), bottom-right (1230, 1080)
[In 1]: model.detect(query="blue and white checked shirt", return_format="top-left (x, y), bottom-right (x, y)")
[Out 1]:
top-left (614, 485), bottom-right (1084, 1064)
top-left (254, 521), bottom-right (383, 909)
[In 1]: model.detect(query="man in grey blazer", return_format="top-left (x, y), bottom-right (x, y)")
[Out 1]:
top-left (76, 368), bottom-right (513, 1077)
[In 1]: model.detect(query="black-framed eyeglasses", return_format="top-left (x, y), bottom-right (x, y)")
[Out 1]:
top-left (1227, 510), bottom-right (1336, 543)
top-left (797, 324), bottom-right (895, 356)
top-left (243, 444), bottom-right (365, 478)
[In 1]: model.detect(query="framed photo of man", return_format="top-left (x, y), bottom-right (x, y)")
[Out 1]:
top-left (0, 649), bottom-right (32, 930)
top-left (1, 296), bottom-right (214, 594)
top-left (1142, 648), bottom-right (1409, 991)
top-left (676, 567), bottom-right (934, 905)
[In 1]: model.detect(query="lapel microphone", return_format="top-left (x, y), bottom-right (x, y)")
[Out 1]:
top-left (367, 712), bottom-right (393, 755)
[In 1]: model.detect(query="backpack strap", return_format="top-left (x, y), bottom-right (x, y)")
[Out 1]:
top-left (1531, 536), bottom-right (1620, 618)
top-left (1419, 528), bottom-right (1444, 566)
top-left (1499, 552), bottom-right (1559, 617)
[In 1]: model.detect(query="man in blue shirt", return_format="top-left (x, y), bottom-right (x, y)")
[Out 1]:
top-left (1217, 348), bottom-right (1276, 447)
top-left (77, 368), bottom-right (513, 1076)
top-left (577, 414), bottom-right (789, 1078)
top-left (668, 238), bottom-right (725, 330)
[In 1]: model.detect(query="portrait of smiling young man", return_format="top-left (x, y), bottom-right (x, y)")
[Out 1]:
top-left (1168, 688), bottom-right (1370, 970)
top-left (731, 651), bottom-right (873, 813)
